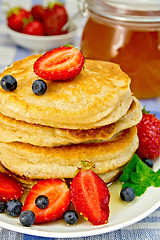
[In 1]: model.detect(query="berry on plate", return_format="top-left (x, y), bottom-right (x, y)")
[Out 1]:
top-left (33, 46), bottom-right (85, 81)
top-left (43, 2), bottom-right (68, 35)
top-left (120, 187), bottom-right (136, 202)
top-left (19, 210), bottom-right (35, 227)
top-left (6, 199), bottom-right (22, 217)
top-left (70, 169), bottom-right (110, 225)
top-left (7, 7), bottom-right (31, 32)
top-left (64, 210), bottom-right (78, 225)
top-left (137, 108), bottom-right (160, 159)
top-left (0, 201), bottom-right (6, 213)
top-left (142, 158), bottom-right (153, 168)
top-left (22, 179), bottom-right (71, 224)
top-left (0, 172), bottom-right (23, 202)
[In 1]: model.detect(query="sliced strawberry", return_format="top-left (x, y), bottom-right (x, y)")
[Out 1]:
top-left (33, 46), bottom-right (85, 81)
top-left (70, 169), bottom-right (110, 225)
top-left (22, 179), bottom-right (71, 224)
top-left (0, 172), bottom-right (23, 201)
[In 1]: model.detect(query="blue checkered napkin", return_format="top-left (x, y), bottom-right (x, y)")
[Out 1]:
top-left (0, 207), bottom-right (160, 240)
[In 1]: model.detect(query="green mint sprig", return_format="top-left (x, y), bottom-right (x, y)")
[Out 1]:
top-left (119, 154), bottom-right (160, 197)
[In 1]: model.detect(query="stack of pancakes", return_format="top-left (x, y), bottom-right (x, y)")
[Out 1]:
top-left (0, 55), bottom-right (142, 188)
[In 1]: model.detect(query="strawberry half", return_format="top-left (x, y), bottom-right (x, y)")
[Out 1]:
top-left (137, 108), bottom-right (160, 159)
top-left (70, 169), bottom-right (110, 225)
top-left (0, 172), bottom-right (23, 201)
top-left (33, 46), bottom-right (85, 81)
top-left (22, 179), bottom-right (71, 224)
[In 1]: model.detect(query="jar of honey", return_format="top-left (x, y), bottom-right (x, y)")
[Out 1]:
top-left (81, 0), bottom-right (160, 99)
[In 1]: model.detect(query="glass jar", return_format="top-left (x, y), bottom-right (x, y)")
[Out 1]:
top-left (81, 0), bottom-right (160, 99)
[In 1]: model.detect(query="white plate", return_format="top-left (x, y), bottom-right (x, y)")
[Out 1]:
top-left (0, 157), bottom-right (159, 238)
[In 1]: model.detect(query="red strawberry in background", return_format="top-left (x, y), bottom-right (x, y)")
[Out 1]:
top-left (22, 179), bottom-right (71, 224)
top-left (43, 2), bottom-right (68, 35)
top-left (137, 108), bottom-right (160, 159)
top-left (70, 168), bottom-right (110, 225)
top-left (0, 172), bottom-right (23, 202)
top-left (21, 20), bottom-right (45, 36)
top-left (7, 7), bottom-right (31, 32)
top-left (30, 5), bottom-right (44, 22)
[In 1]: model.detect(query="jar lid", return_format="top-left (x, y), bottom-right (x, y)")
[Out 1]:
top-left (87, 0), bottom-right (160, 22)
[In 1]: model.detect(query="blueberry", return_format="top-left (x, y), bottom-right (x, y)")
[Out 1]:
top-left (64, 210), bottom-right (78, 225)
top-left (1, 75), bottom-right (17, 91)
top-left (19, 210), bottom-right (35, 227)
top-left (32, 79), bottom-right (47, 95)
top-left (120, 187), bottom-right (136, 202)
top-left (142, 158), bottom-right (153, 168)
top-left (0, 201), bottom-right (6, 213)
top-left (6, 199), bottom-right (22, 217)
top-left (35, 195), bottom-right (49, 209)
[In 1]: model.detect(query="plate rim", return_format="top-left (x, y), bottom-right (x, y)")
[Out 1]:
top-left (0, 198), bottom-right (160, 238)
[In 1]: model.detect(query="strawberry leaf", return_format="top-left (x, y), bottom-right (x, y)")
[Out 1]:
top-left (142, 106), bottom-right (150, 114)
top-left (48, 0), bottom-right (63, 10)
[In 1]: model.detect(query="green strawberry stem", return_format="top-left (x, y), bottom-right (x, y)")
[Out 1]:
top-left (48, 0), bottom-right (63, 10)
top-left (142, 106), bottom-right (150, 114)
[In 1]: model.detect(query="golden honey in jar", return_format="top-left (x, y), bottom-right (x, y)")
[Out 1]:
top-left (81, 0), bottom-right (160, 99)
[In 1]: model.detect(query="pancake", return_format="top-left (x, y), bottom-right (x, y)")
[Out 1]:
top-left (0, 97), bottom-right (142, 147)
top-left (0, 161), bottom-right (122, 188)
top-left (0, 126), bottom-right (138, 180)
top-left (0, 55), bottom-right (132, 129)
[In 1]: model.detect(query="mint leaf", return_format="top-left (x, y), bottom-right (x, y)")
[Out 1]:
top-left (119, 171), bottom-right (130, 182)
top-left (119, 153), bottom-right (160, 197)
top-left (119, 154), bottom-right (139, 182)
top-left (136, 161), bottom-right (155, 181)
top-left (132, 185), bottom-right (147, 197)
top-left (152, 169), bottom-right (160, 187)
top-left (123, 182), bottom-right (147, 197)
top-left (130, 172), bottom-right (151, 187)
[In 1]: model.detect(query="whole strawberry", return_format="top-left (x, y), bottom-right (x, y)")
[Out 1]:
top-left (43, 2), bottom-right (68, 35)
top-left (7, 7), bottom-right (31, 32)
top-left (137, 108), bottom-right (160, 159)
top-left (30, 5), bottom-right (44, 22)
top-left (21, 20), bottom-right (45, 36)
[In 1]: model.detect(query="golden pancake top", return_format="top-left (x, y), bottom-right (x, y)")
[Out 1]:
top-left (0, 55), bottom-right (132, 129)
